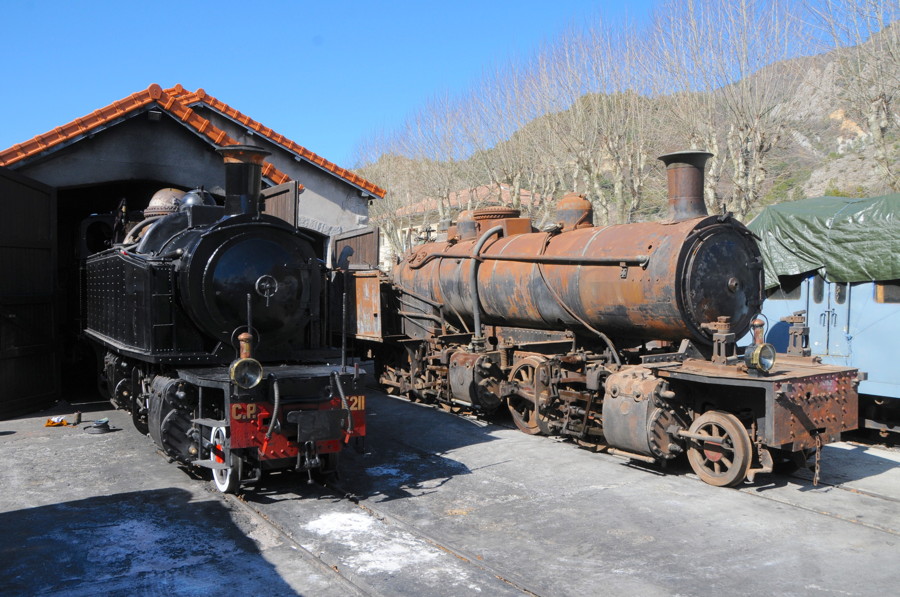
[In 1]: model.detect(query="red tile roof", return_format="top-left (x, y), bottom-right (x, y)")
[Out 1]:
top-left (168, 86), bottom-right (385, 198)
top-left (0, 84), bottom-right (385, 198)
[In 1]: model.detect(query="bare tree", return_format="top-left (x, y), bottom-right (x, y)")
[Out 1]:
top-left (459, 59), bottom-right (544, 213)
top-left (356, 0), bottom-right (889, 243)
top-left (585, 23), bottom-right (661, 224)
top-left (649, 0), bottom-right (805, 217)
top-left (398, 94), bottom-right (471, 223)
top-left (808, 0), bottom-right (900, 190)
top-left (528, 23), bottom-right (663, 225)
top-left (354, 136), bottom-right (426, 263)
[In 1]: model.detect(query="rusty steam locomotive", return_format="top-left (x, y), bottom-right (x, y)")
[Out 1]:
top-left (356, 151), bottom-right (860, 487)
top-left (83, 146), bottom-right (365, 493)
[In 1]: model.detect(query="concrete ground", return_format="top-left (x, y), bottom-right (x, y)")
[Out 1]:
top-left (2, 391), bottom-right (899, 596)
top-left (0, 400), bottom-right (360, 596)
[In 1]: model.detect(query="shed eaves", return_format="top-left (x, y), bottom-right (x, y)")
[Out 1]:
top-left (0, 84), bottom-right (292, 186)
top-left (0, 83), bottom-right (384, 198)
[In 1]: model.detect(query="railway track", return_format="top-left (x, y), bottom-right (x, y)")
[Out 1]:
top-left (223, 489), bottom-right (374, 596)
top-left (224, 473), bottom-right (543, 596)
top-left (202, 391), bottom-right (900, 595)
top-left (217, 429), bottom-right (900, 596)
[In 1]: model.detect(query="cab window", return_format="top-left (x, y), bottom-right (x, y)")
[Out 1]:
top-left (834, 282), bottom-right (848, 305)
top-left (812, 274), bottom-right (825, 304)
top-left (875, 280), bottom-right (900, 304)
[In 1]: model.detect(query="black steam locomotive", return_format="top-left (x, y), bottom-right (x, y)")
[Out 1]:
top-left (83, 146), bottom-right (365, 493)
top-left (357, 151), bottom-right (861, 487)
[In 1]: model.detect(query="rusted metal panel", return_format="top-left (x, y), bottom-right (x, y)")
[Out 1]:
top-left (0, 167), bottom-right (59, 418)
top-left (354, 272), bottom-right (382, 341)
top-left (769, 369), bottom-right (858, 449)
top-left (602, 368), bottom-right (681, 459)
top-left (654, 357), bottom-right (859, 449)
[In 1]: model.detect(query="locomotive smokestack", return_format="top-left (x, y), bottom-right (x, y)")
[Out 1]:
top-left (217, 145), bottom-right (271, 217)
top-left (658, 150), bottom-right (712, 221)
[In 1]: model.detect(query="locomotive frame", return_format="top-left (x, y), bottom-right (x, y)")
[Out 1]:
top-left (356, 150), bottom-right (861, 487)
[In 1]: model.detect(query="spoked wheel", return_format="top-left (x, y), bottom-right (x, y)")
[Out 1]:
top-left (210, 426), bottom-right (240, 494)
top-left (507, 357), bottom-right (550, 435)
top-left (686, 411), bottom-right (752, 487)
top-left (408, 371), bottom-right (433, 404)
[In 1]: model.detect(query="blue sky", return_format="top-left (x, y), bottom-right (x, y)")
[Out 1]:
top-left (0, 0), bottom-right (657, 168)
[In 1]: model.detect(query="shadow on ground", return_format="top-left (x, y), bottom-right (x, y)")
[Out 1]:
top-left (0, 488), bottom-right (296, 596)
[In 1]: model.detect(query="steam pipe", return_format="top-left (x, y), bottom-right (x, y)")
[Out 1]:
top-left (265, 374), bottom-right (280, 440)
top-left (341, 290), bottom-right (348, 372)
top-left (330, 371), bottom-right (353, 434)
top-left (465, 253), bottom-right (648, 266)
top-left (470, 225), bottom-right (504, 350)
top-left (409, 250), bottom-right (648, 270)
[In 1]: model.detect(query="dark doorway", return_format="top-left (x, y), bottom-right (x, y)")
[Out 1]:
top-left (0, 168), bottom-right (58, 418)
top-left (56, 180), bottom-right (190, 402)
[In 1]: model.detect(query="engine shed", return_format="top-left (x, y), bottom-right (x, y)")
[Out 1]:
top-left (0, 83), bottom-right (384, 417)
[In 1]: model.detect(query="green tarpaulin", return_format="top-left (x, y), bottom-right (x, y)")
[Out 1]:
top-left (747, 193), bottom-right (900, 289)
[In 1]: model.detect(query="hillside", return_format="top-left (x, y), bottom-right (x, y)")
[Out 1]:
top-left (355, 16), bottom-right (899, 261)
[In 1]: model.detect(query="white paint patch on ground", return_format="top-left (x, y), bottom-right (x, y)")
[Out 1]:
top-left (304, 511), bottom-right (441, 574)
top-left (38, 517), bottom-right (214, 581)
top-left (306, 511), bottom-right (375, 535)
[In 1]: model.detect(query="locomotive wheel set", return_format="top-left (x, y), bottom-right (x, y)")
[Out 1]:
top-left (82, 146), bottom-right (365, 493)
top-left (357, 151), bottom-right (861, 487)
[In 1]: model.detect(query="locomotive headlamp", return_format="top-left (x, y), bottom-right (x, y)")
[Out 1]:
top-left (230, 357), bottom-right (264, 389)
top-left (744, 343), bottom-right (777, 373)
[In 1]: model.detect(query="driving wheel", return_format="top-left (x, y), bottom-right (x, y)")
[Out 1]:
top-left (686, 410), bottom-right (751, 487)
top-left (507, 357), bottom-right (551, 435)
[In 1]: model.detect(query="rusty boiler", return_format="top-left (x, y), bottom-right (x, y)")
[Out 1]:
top-left (392, 151), bottom-right (763, 347)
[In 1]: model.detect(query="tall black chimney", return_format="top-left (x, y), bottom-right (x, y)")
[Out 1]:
top-left (217, 145), bottom-right (271, 217)
top-left (658, 150), bottom-right (712, 221)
